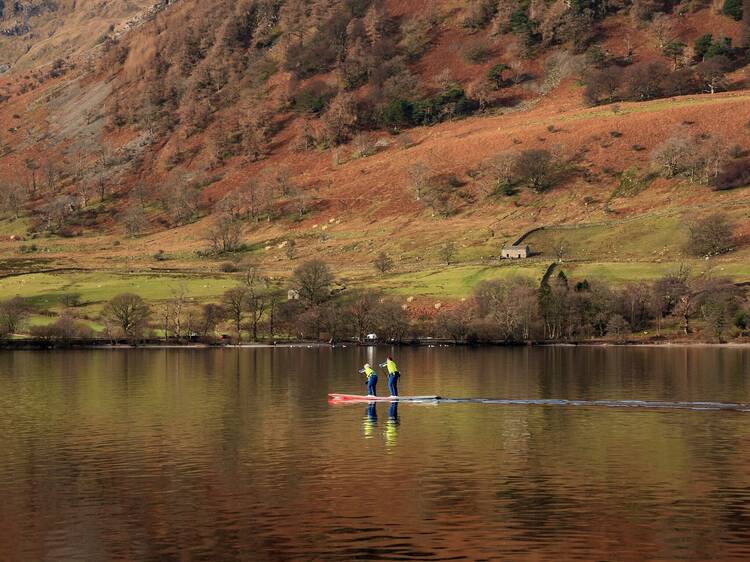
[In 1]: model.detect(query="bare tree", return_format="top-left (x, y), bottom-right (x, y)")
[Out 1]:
top-left (168, 285), bottom-right (189, 339)
top-left (198, 303), bottom-right (223, 338)
top-left (208, 215), bottom-right (243, 253)
top-left (552, 238), bottom-right (569, 263)
top-left (94, 149), bottom-right (112, 202)
top-left (0, 183), bottom-right (26, 218)
top-left (696, 56), bottom-right (730, 94)
top-left (0, 297), bottom-right (28, 337)
top-left (24, 159), bottom-right (39, 197)
top-left (486, 151), bottom-right (518, 196)
top-left (122, 204), bottom-right (149, 237)
top-left (437, 305), bottom-right (476, 343)
top-left (75, 179), bottom-right (94, 209)
top-left (514, 149), bottom-right (559, 192)
top-left (102, 293), bottom-right (151, 340)
top-left (222, 286), bottom-right (250, 341)
top-left (322, 93), bottom-right (359, 146)
top-left (243, 264), bottom-right (268, 341)
top-left (348, 290), bottom-right (380, 341)
top-left (407, 161), bottom-right (430, 201)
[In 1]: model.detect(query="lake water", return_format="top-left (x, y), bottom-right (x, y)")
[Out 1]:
top-left (1, 346), bottom-right (750, 561)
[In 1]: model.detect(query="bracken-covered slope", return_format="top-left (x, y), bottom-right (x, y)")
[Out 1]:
top-left (0, 0), bottom-right (161, 71)
top-left (0, 0), bottom-right (748, 298)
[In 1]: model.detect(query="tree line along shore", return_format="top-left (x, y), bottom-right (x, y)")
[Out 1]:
top-left (0, 257), bottom-right (748, 347)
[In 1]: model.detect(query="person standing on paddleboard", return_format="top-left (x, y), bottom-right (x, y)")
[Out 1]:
top-left (380, 356), bottom-right (401, 397)
top-left (359, 363), bottom-right (378, 396)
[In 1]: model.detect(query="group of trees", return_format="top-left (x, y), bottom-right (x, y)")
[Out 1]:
top-left (584, 55), bottom-right (736, 106)
top-left (488, 148), bottom-right (567, 194)
top-left (404, 147), bottom-right (567, 218)
top-left (583, 2), bottom-right (750, 107)
top-left (435, 268), bottom-right (748, 343)
top-left (1, 263), bottom-right (746, 345)
top-left (650, 134), bottom-right (750, 191)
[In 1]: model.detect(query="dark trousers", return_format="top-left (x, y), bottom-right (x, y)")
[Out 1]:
top-left (366, 375), bottom-right (378, 396)
top-left (387, 372), bottom-right (400, 396)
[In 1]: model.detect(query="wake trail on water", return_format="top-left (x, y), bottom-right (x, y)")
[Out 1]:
top-left (436, 398), bottom-right (750, 412)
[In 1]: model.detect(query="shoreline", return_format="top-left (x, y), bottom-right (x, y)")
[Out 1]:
top-left (1, 339), bottom-right (749, 350)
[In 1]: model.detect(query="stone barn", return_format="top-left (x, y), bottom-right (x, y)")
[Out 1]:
top-left (501, 245), bottom-right (530, 259)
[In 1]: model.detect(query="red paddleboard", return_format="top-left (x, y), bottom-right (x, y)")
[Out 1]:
top-left (328, 394), bottom-right (440, 403)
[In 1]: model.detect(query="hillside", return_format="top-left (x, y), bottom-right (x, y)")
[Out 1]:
top-left (0, 0), bottom-right (748, 340)
top-left (0, 0), bottom-right (161, 71)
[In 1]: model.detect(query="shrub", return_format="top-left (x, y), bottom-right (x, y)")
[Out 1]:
top-left (378, 98), bottom-right (415, 129)
top-left (351, 133), bottom-right (377, 158)
top-left (712, 158), bottom-right (750, 190)
top-left (292, 81), bottom-right (336, 115)
top-left (30, 314), bottom-right (93, 342)
top-left (509, 9), bottom-right (532, 36)
top-left (373, 251), bottom-right (394, 274)
top-left (220, 261), bottom-right (239, 273)
top-left (487, 63), bottom-right (510, 88)
top-left (18, 244), bottom-right (38, 254)
top-left (463, 40), bottom-right (493, 64)
top-left (439, 242), bottom-right (457, 265)
top-left (377, 87), bottom-right (479, 129)
top-left (60, 293), bottom-right (82, 308)
top-left (694, 33), bottom-right (714, 61)
top-left (585, 45), bottom-right (608, 68)
top-left (0, 297), bottom-right (28, 337)
top-left (411, 86), bottom-right (479, 126)
top-left (722, 0), bottom-right (743, 21)
top-left (463, 0), bottom-right (498, 30)
top-left (691, 34), bottom-right (733, 63)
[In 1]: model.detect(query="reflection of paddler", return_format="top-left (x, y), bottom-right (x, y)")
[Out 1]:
top-left (384, 402), bottom-right (399, 446)
top-left (363, 402), bottom-right (377, 438)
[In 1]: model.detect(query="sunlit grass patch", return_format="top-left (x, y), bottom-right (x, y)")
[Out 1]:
top-left (365, 263), bottom-right (547, 298)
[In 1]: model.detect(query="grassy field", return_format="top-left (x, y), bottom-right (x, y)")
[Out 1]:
top-left (523, 214), bottom-right (688, 261)
top-left (367, 262), bottom-right (549, 298)
top-left (1, 272), bottom-right (240, 312)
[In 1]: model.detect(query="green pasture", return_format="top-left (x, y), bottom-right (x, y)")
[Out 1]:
top-left (366, 263), bottom-right (548, 298)
top-left (1, 272), bottom-right (240, 312)
top-left (523, 214), bottom-right (688, 261)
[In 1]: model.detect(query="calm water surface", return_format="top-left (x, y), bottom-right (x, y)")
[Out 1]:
top-left (1, 346), bottom-right (750, 561)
